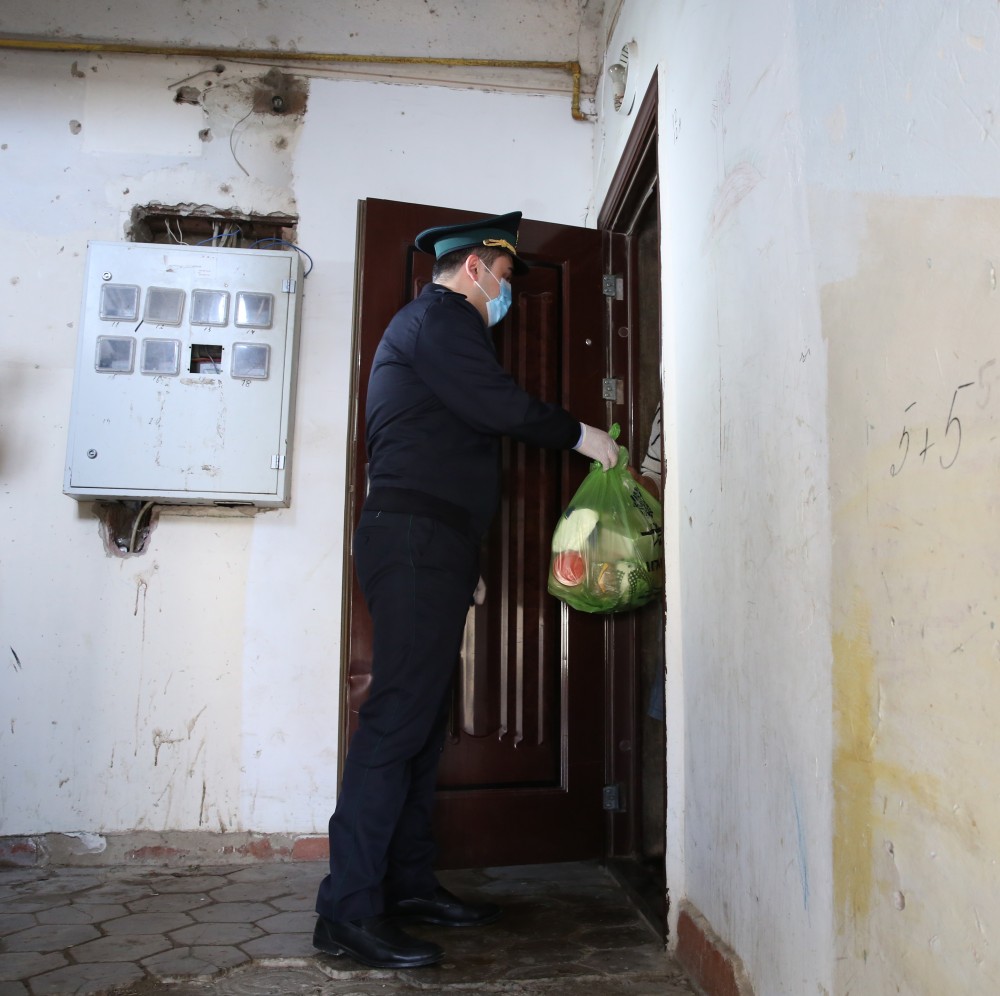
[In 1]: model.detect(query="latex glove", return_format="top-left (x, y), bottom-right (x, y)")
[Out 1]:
top-left (574, 423), bottom-right (619, 471)
top-left (472, 576), bottom-right (487, 605)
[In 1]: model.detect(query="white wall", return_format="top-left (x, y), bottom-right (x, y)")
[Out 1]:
top-left (0, 46), bottom-right (594, 839)
top-left (0, 0), bottom-right (604, 95)
top-left (803, 3), bottom-right (1000, 994)
top-left (594, 2), bottom-right (1000, 995)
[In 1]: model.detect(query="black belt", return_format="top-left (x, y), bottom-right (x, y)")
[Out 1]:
top-left (363, 487), bottom-right (475, 541)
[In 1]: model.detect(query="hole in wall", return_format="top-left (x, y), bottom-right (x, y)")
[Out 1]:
top-left (94, 500), bottom-right (158, 558)
top-left (127, 204), bottom-right (298, 249)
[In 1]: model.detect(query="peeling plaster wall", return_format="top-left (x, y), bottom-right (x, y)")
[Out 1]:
top-left (805, 3), bottom-right (1000, 993)
top-left (593, 1), bottom-right (1000, 994)
top-left (0, 0), bottom-right (605, 93)
top-left (595, 0), bottom-right (835, 991)
top-left (0, 41), bottom-right (593, 838)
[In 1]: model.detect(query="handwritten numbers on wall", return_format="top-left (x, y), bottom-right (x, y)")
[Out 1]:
top-left (889, 382), bottom-right (974, 477)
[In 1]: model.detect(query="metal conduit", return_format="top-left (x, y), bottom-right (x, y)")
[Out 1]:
top-left (0, 36), bottom-right (586, 120)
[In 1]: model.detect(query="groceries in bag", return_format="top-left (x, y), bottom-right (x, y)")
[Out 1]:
top-left (547, 445), bottom-right (663, 614)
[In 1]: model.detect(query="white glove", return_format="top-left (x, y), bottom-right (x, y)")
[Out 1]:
top-left (472, 576), bottom-right (487, 605)
top-left (574, 423), bottom-right (619, 471)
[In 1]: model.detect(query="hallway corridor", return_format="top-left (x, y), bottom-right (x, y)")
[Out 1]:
top-left (0, 860), bottom-right (698, 995)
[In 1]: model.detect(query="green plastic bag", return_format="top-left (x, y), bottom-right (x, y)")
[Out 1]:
top-left (547, 434), bottom-right (664, 614)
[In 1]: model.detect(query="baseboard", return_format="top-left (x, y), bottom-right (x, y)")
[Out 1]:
top-left (675, 900), bottom-right (755, 996)
top-left (0, 831), bottom-right (330, 868)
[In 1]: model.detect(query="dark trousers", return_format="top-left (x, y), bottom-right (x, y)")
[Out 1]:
top-left (315, 510), bottom-right (479, 922)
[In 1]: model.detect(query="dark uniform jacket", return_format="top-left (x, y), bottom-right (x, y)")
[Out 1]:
top-left (365, 282), bottom-right (580, 540)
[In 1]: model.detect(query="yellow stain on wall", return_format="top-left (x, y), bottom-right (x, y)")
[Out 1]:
top-left (832, 601), bottom-right (877, 933)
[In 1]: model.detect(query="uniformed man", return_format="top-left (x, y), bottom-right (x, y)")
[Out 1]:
top-left (313, 211), bottom-right (619, 969)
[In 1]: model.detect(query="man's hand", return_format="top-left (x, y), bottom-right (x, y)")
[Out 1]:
top-left (473, 576), bottom-right (487, 605)
top-left (574, 423), bottom-right (620, 471)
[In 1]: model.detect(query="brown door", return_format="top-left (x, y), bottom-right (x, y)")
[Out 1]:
top-left (343, 198), bottom-right (610, 868)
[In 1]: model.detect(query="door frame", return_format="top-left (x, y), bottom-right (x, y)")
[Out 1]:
top-left (597, 71), bottom-right (666, 919)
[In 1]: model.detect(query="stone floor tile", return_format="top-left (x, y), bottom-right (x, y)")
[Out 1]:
top-left (205, 882), bottom-right (283, 903)
top-left (139, 874), bottom-right (230, 894)
top-left (268, 890), bottom-right (315, 912)
top-left (187, 901), bottom-right (275, 924)
top-left (35, 903), bottom-right (127, 925)
top-left (0, 860), bottom-right (697, 996)
top-left (102, 911), bottom-right (194, 935)
top-left (578, 943), bottom-right (676, 976)
top-left (577, 919), bottom-right (662, 949)
top-left (238, 929), bottom-right (315, 958)
top-left (0, 913), bottom-right (36, 935)
top-left (222, 865), bottom-right (306, 884)
top-left (127, 893), bottom-right (212, 914)
top-left (252, 908), bottom-right (314, 933)
top-left (169, 921), bottom-right (262, 946)
top-left (0, 950), bottom-right (67, 982)
top-left (8, 873), bottom-right (98, 898)
top-left (71, 882), bottom-right (156, 904)
top-left (1, 922), bottom-right (99, 952)
top-left (72, 932), bottom-right (173, 962)
top-left (29, 960), bottom-right (146, 995)
top-left (0, 896), bottom-right (70, 914)
top-left (141, 944), bottom-right (250, 977)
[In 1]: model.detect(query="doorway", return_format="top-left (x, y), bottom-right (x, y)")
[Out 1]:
top-left (599, 74), bottom-right (666, 937)
top-left (337, 74), bottom-right (664, 921)
top-left (341, 201), bottom-right (611, 868)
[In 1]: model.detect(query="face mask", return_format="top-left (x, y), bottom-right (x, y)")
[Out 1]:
top-left (476, 262), bottom-right (512, 327)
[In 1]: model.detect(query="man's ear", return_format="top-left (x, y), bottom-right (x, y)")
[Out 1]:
top-left (464, 253), bottom-right (482, 280)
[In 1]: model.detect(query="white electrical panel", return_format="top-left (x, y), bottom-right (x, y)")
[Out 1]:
top-left (64, 241), bottom-right (303, 507)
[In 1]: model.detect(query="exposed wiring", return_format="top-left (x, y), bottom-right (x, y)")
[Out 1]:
top-left (248, 238), bottom-right (314, 276)
top-left (167, 63), bottom-right (225, 90)
top-left (229, 107), bottom-right (255, 177)
top-left (164, 217), bottom-right (186, 245)
top-left (128, 500), bottom-right (155, 554)
top-left (196, 228), bottom-right (243, 246)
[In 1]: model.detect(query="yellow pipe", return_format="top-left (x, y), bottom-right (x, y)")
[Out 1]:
top-left (0, 36), bottom-right (587, 120)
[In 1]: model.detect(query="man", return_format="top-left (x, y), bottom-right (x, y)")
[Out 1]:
top-left (313, 211), bottom-right (619, 969)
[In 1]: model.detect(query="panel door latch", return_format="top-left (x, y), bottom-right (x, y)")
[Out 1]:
top-left (602, 274), bottom-right (624, 299)
top-left (602, 783), bottom-right (624, 811)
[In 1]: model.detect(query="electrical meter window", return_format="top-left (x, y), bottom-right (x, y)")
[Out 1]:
top-left (232, 342), bottom-right (271, 380)
top-left (191, 289), bottom-right (230, 327)
top-left (95, 336), bottom-right (135, 373)
top-left (144, 287), bottom-right (186, 326)
top-left (190, 345), bottom-right (224, 375)
top-left (99, 284), bottom-right (140, 322)
top-left (140, 339), bottom-right (181, 376)
top-left (234, 291), bottom-right (274, 329)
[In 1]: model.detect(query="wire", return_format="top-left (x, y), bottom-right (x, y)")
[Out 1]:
top-left (248, 238), bottom-right (314, 276)
top-left (229, 107), bottom-right (254, 177)
top-left (164, 217), bottom-right (187, 245)
top-left (128, 501), bottom-right (155, 553)
top-left (195, 228), bottom-right (242, 246)
top-left (167, 64), bottom-right (225, 90)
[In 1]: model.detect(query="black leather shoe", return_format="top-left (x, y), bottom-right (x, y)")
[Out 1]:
top-left (388, 885), bottom-right (502, 927)
top-left (312, 913), bottom-right (444, 968)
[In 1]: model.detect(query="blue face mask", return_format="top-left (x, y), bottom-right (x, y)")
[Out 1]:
top-left (477, 262), bottom-right (512, 326)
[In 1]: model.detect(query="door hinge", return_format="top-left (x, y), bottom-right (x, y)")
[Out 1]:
top-left (602, 378), bottom-right (624, 403)
top-left (602, 273), bottom-right (624, 300)
top-left (602, 783), bottom-right (625, 811)
top-left (270, 454), bottom-right (285, 470)
top-left (282, 277), bottom-right (297, 294)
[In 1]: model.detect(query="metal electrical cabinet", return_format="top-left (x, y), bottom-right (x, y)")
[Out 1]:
top-left (64, 241), bottom-right (303, 507)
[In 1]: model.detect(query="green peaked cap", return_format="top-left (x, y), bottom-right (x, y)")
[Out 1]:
top-left (415, 211), bottom-right (528, 275)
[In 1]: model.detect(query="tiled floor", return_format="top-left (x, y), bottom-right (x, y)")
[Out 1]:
top-left (0, 860), bottom-right (698, 995)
